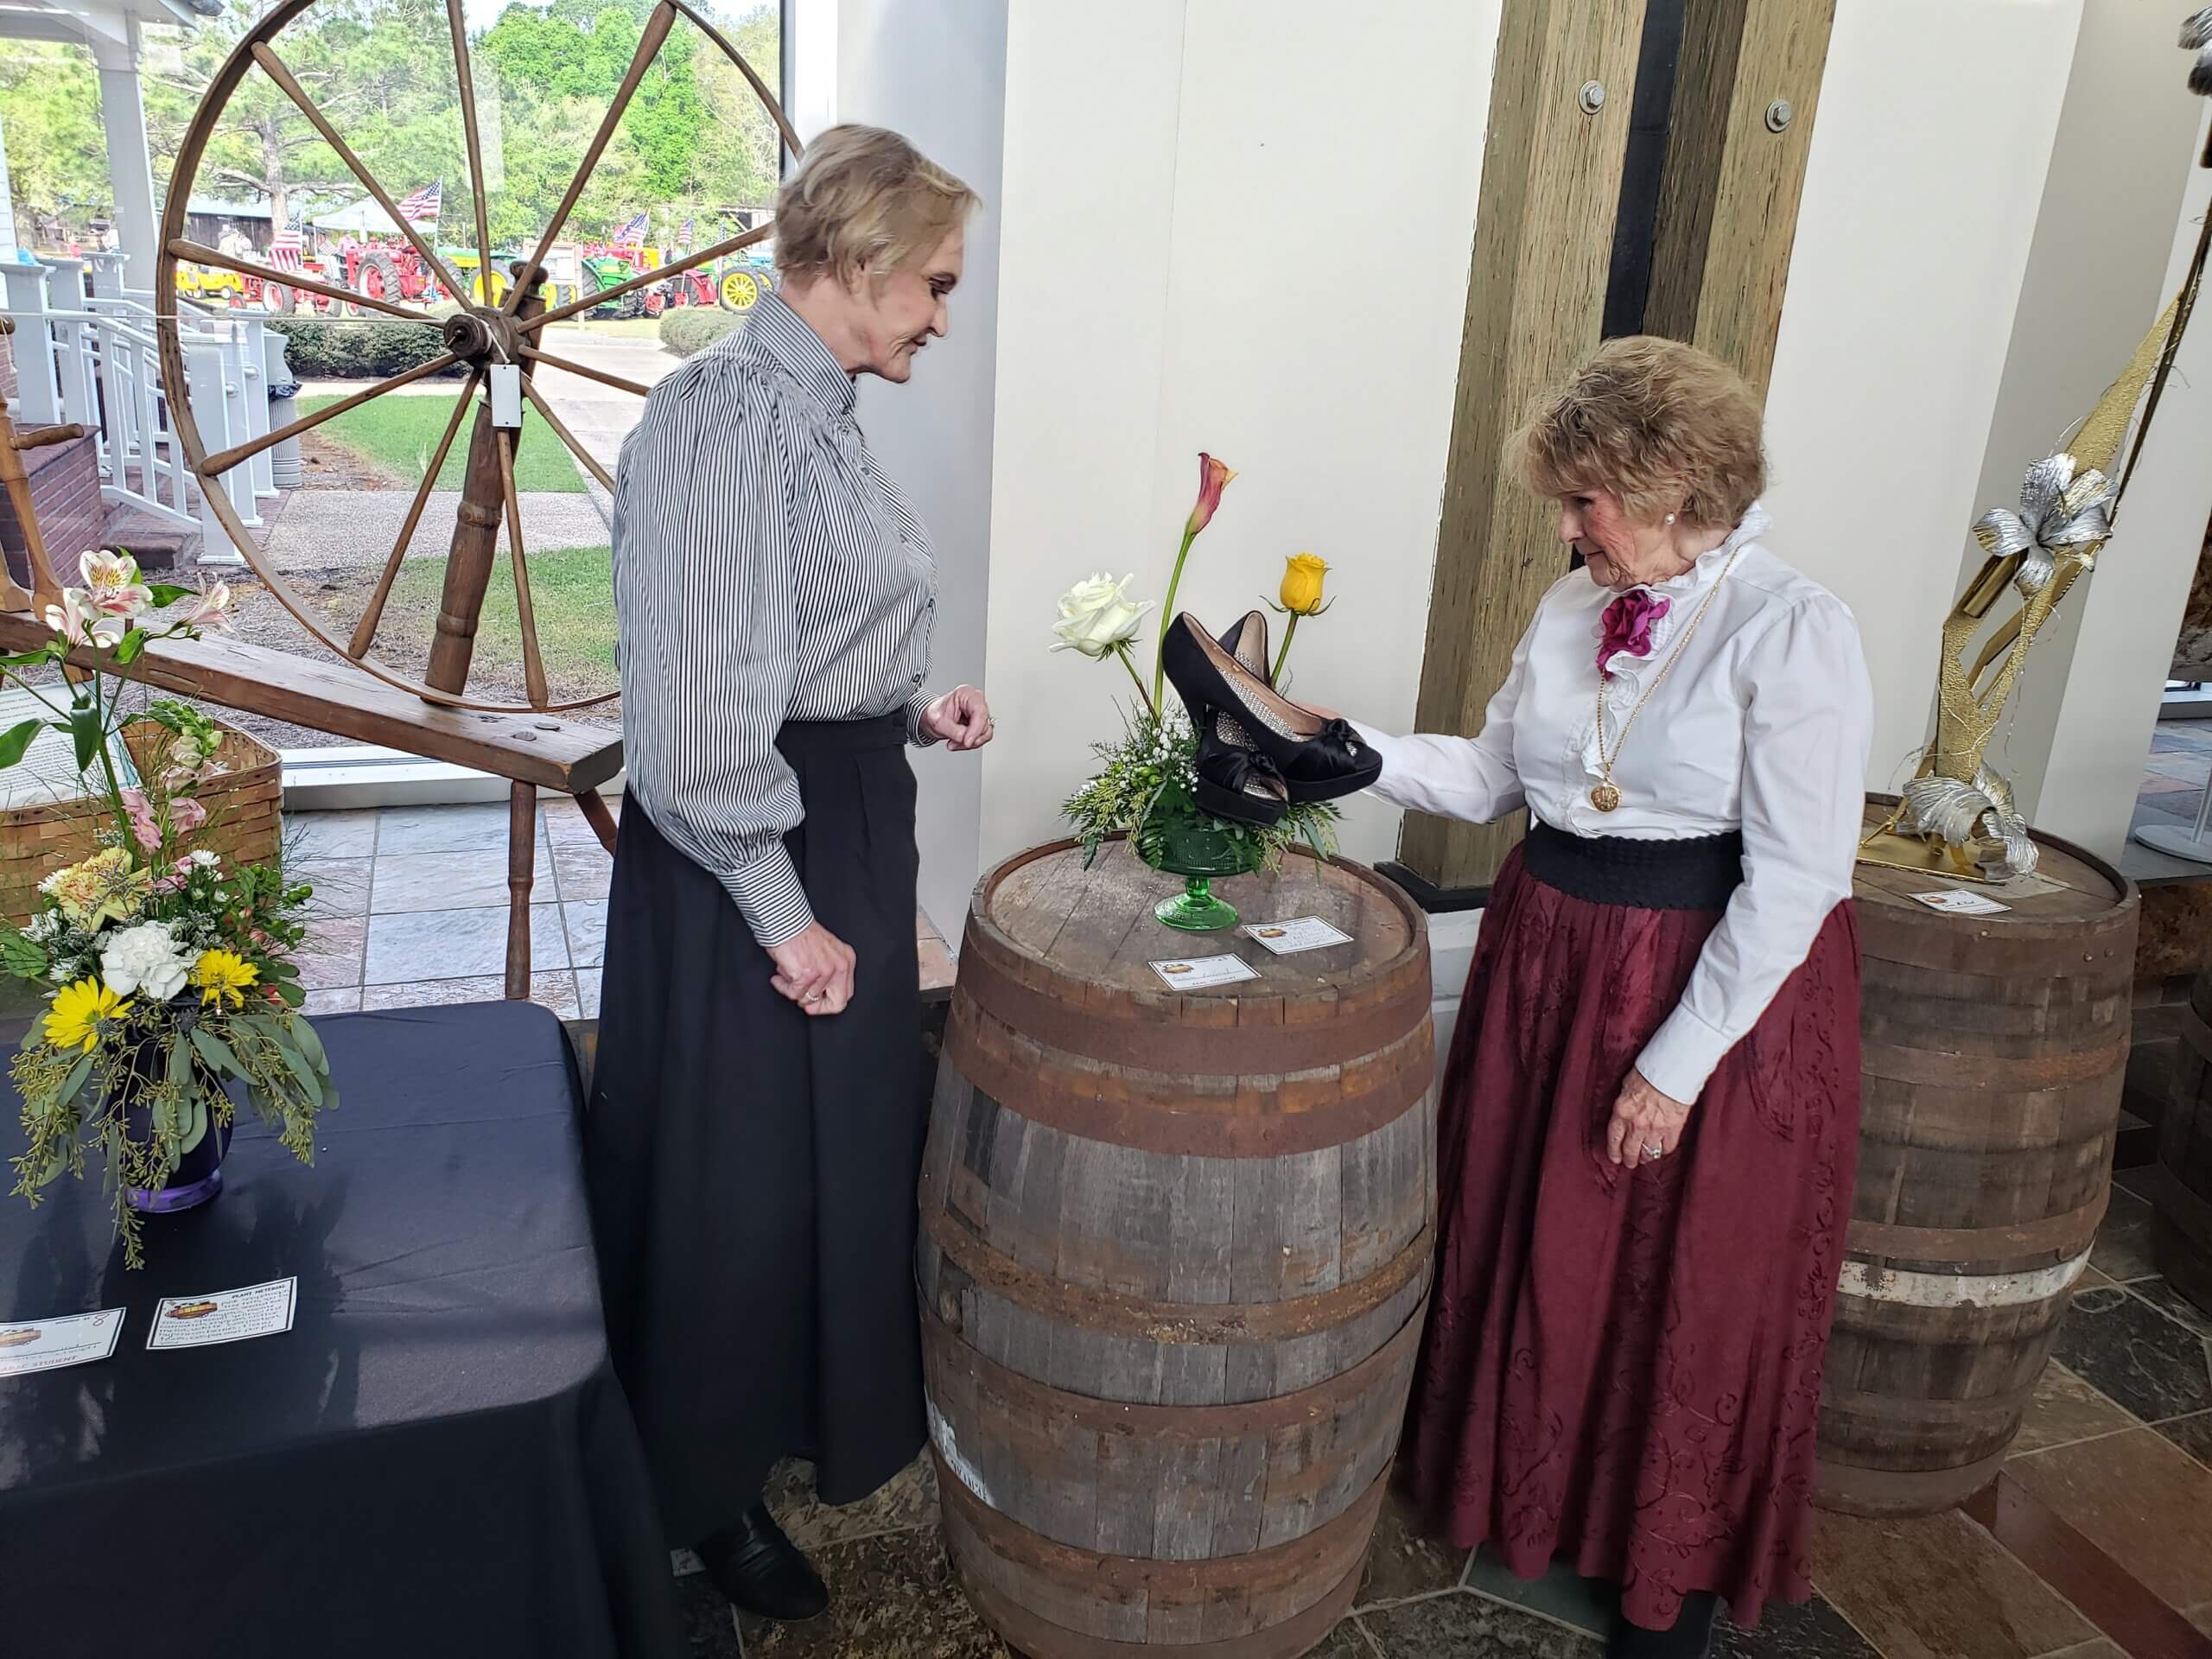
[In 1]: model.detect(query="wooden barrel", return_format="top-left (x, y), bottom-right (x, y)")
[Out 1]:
top-left (1816, 803), bottom-right (2137, 1517)
top-left (919, 840), bottom-right (1433, 1658)
top-left (2150, 969), bottom-right (2212, 1316)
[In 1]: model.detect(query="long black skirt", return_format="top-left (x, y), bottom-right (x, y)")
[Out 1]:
top-left (584, 715), bottom-right (927, 1546)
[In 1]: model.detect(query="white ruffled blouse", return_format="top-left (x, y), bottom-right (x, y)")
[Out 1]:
top-left (1353, 503), bottom-right (1874, 1101)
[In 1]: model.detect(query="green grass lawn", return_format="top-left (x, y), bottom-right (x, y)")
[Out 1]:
top-left (380, 544), bottom-right (616, 692)
top-left (299, 393), bottom-right (587, 493)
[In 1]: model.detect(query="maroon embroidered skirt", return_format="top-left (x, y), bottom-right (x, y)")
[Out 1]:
top-left (1400, 824), bottom-right (1860, 1629)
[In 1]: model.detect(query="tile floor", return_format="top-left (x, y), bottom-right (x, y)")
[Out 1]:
top-left (653, 1178), bottom-right (2212, 1659)
top-left (284, 796), bottom-right (957, 1017)
top-left (284, 804), bottom-right (2212, 1659)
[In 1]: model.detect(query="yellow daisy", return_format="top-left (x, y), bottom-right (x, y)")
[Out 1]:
top-left (190, 949), bottom-right (258, 1010)
top-left (44, 977), bottom-right (130, 1054)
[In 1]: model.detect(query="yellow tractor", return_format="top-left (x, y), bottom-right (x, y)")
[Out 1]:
top-left (174, 261), bottom-right (245, 304)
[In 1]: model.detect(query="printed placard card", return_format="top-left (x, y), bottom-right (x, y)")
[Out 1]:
top-left (1242, 916), bottom-right (1354, 956)
top-left (0, 1308), bottom-right (124, 1378)
top-left (1149, 954), bottom-right (1260, 991)
top-left (148, 1278), bottom-right (297, 1351)
top-left (1910, 888), bottom-right (2012, 918)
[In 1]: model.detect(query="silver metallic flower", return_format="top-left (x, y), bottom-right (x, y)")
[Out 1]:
top-left (2185, 9), bottom-right (2212, 92)
top-left (1972, 453), bottom-right (2113, 599)
top-left (1902, 766), bottom-right (2039, 878)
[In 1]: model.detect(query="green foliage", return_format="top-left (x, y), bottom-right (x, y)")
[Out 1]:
top-left (1062, 707), bottom-right (1339, 872)
top-left (659, 305), bottom-right (744, 358)
top-left (265, 317), bottom-right (463, 379)
top-left (296, 393), bottom-right (586, 492)
top-left (0, 45), bottom-right (106, 236)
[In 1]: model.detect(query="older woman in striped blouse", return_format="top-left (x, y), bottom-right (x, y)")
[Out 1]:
top-left (586, 125), bottom-right (992, 1624)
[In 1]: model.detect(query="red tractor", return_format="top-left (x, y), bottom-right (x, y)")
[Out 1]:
top-left (334, 241), bottom-right (444, 312)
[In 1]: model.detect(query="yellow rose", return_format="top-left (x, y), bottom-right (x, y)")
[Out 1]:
top-left (1279, 553), bottom-right (1331, 617)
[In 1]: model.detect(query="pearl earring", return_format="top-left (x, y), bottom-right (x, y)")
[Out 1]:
top-left (1664, 513), bottom-right (1675, 526)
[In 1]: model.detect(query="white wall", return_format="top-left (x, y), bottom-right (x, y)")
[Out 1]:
top-left (829, 0), bottom-right (1009, 938)
top-left (977, 0), bottom-right (1501, 879)
top-left (1763, 0), bottom-right (2084, 791)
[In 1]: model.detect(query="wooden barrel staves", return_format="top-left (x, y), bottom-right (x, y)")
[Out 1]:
top-left (2150, 969), bottom-right (2212, 1315)
top-left (919, 839), bottom-right (1433, 1657)
top-left (1816, 804), bottom-right (2138, 1516)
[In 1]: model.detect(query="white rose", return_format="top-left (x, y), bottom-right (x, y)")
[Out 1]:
top-left (100, 921), bottom-right (191, 1002)
top-left (1050, 573), bottom-right (1152, 659)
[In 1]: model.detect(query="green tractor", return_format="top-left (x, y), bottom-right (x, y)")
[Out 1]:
top-left (440, 247), bottom-right (557, 308)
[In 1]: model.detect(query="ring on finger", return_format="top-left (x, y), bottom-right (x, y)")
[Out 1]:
top-left (1640, 1142), bottom-right (1664, 1162)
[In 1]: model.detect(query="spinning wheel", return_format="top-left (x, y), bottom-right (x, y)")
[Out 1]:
top-left (154, 0), bottom-right (802, 715)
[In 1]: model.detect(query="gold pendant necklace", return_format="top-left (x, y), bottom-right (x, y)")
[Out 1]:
top-left (1590, 547), bottom-right (1743, 813)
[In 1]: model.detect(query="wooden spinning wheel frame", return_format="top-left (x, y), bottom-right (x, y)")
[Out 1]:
top-left (155, 0), bottom-right (802, 715)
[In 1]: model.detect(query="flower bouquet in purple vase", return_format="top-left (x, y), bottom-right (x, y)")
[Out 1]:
top-left (0, 551), bottom-right (334, 1266)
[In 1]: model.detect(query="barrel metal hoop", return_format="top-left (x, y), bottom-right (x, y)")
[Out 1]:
top-left (1846, 1190), bottom-right (2108, 1268)
top-left (1834, 1247), bottom-right (2092, 1310)
top-left (920, 1199), bottom-right (1433, 1345)
top-left (937, 1440), bottom-right (1390, 1595)
top-left (920, 1288), bottom-right (1424, 1440)
top-left (944, 1001), bottom-right (1434, 1160)
top-left (1858, 1037), bottom-right (2130, 1089)
top-left (955, 944), bottom-right (1428, 1079)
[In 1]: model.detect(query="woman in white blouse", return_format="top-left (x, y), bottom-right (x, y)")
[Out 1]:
top-left (1357, 338), bottom-right (1873, 1659)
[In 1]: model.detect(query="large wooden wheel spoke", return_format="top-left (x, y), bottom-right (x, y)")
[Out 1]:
top-left (156, 0), bottom-right (800, 715)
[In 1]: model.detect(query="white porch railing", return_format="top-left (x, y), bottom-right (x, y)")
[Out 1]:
top-left (2, 253), bottom-right (273, 563)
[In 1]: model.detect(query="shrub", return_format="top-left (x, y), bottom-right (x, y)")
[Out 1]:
top-left (659, 308), bottom-right (745, 359)
top-left (267, 311), bottom-right (463, 379)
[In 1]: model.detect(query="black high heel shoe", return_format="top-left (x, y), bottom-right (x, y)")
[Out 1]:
top-left (1218, 609), bottom-right (1274, 683)
top-left (1163, 613), bottom-right (1381, 804)
top-left (1193, 714), bottom-right (1290, 824)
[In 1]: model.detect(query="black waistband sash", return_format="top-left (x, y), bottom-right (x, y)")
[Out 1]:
top-left (1520, 817), bottom-right (1744, 912)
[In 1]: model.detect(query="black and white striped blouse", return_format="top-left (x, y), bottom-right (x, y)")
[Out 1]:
top-left (610, 289), bottom-right (939, 949)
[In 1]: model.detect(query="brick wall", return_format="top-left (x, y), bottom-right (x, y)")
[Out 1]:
top-left (0, 326), bottom-right (16, 403)
top-left (0, 427), bottom-right (104, 590)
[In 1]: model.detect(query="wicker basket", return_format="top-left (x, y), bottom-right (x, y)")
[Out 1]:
top-left (0, 721), bottom-right (283, 925)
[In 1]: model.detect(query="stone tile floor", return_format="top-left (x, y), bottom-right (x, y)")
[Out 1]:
top-left (283, 805), bottom-right (2212, 1658)
top-left (284, 797), bottom-right (957, 1015)
top-left (660, 1193), bottom-right (2212, 1657)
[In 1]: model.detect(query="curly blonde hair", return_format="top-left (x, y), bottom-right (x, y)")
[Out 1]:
top-left (773, 124), bottom-right (978, 287)
top-left (1512, 336), bottom-right (1767, 531)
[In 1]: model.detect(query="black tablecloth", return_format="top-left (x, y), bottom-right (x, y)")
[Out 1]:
top-left (0, 1002), bottom-right (683, 1659)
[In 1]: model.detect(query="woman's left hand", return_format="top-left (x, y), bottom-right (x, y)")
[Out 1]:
top-left (925, 684), bottom-right (994, 750)
top-left (1606, 1068), bottom-right (1693, 1166)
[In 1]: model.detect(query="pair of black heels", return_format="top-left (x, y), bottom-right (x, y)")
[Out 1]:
top-left (1162, 611), bottom-right (1381, 826)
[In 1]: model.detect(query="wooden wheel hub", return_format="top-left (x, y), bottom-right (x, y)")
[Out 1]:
top-left (442, 308), bottom-right (526, 366)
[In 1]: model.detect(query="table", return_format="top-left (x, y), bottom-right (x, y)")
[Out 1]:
top-left (0, 1002), bottom-right (682, 1659)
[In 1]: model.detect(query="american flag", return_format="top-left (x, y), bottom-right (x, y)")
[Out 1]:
top-left (615, 210), bottom-right (650, 245)
top-left (678, 216), bottom-right (694, 250)
top-left (397, 181), bottom-right (442, 225)
top-left (270, 209), bottom-right (305, 272)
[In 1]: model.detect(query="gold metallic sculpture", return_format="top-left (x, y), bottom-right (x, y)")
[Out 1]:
top-left (1859, 13), bottom-right (2212, 880)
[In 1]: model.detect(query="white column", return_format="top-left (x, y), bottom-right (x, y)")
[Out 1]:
top-left (91, 22), bottom-right (159, 296)
top-left (1, 261), bottom-right (60, 423)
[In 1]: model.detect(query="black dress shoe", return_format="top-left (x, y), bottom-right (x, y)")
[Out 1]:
top-left (696, 1503), bottom-right (829, 1622)
top-left (1194, 715), bottom-right (1290, 825)
top-left (1164, 613), bottom-right (1381, 804)
top-left (1218, 608), bottom-right (1274, 683)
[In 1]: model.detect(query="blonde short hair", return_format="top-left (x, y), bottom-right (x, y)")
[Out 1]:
top-left (774, 124), bottom-right (978, 286)
top-left (1512, 336), bottom-right (1767, 531)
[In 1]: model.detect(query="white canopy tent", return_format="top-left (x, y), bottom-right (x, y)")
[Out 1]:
top-left (313, 196), bottom-right (408, 236)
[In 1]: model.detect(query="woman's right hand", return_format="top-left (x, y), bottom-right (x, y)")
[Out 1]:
top-left (768, 921), bottom-right (856, 1016)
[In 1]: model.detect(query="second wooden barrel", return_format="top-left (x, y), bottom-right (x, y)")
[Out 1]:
top-left (1815, 804), bottom-right (2137, 1517)
top-left (919, 840), bottom-right (1433, 1658)
top-left (2150, 969), bottom-right (2212, 1316)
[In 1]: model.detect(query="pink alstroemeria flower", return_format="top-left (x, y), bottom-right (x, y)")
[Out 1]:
top-left (118, 786), bottom-right (162, 853)
top-left (79, 550), bottom-right (149, 619)
top-left (1596, 590), bottom-right (1672, 679)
